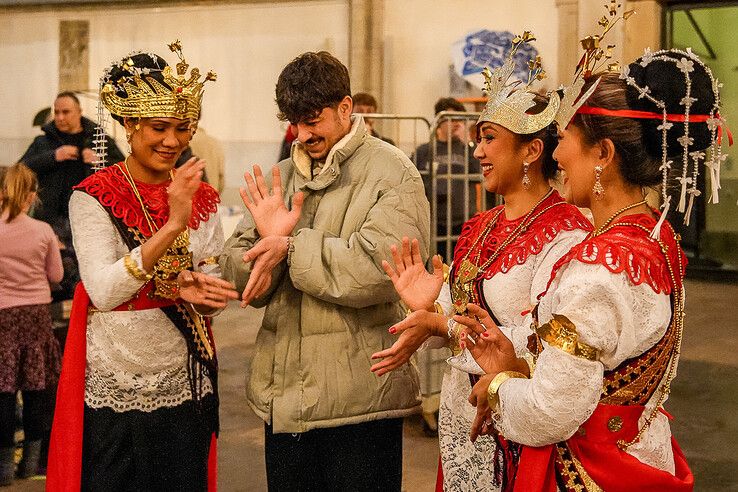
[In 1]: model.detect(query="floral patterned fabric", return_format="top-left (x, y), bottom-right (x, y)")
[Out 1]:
top-left (0, 304), bottom-right (60, 392)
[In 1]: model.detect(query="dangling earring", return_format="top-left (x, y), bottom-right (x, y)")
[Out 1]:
top-left (593, 165), bottom-right (605, 200)
top-left (522, 162), bottom-right (531, 190)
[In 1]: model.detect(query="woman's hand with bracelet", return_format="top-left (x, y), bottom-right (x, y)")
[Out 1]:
top-left (382, 237), bottom-right (444, 312)
top-left (370, 310), bottom-right (447, 376)
top-left (178, 270), bottom-right (239, 309)
top-left (454, 303), bottom-right (528, 376)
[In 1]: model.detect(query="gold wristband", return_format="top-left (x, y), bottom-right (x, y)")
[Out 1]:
top-left (523, 352), bottom-right (537, 377)
top-left (124, 253), bottom-right (153, 281)
top-left (487, 371), bottom-right (528, 410)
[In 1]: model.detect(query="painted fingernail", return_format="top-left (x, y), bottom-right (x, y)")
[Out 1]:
top-left (389, 327), bottom-right (396, 334)
top-left (482, 332), bottom-right (489, 338)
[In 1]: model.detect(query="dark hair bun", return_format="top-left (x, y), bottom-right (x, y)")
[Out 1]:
top-left (104, 52), bottom-right (169, 125)
top-left (625, 50), bottom-right (716, 160)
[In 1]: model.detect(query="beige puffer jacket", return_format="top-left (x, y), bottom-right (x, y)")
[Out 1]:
top-left (221, 117), bottom-right (430, 433)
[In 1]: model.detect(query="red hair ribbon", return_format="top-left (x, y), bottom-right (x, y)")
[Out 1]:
top-left (576, 105), bottom-right (733, 146)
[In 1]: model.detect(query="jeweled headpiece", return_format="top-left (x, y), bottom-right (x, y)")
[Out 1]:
top-left (92, 41), bottom-right (217, 170)
top-left (553, 1), bottom-right (635, 129)
top-left (100, 40), bottom-right (216, 122)
top-left (478, 31), bottom-right (560, 134)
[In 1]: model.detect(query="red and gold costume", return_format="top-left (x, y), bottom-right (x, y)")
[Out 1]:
top-left (47, 164), bottom-right (222, 491)
top-left (489, 213), bottom-right (693, 491)
top-left (431, 190), bottom-right (591, 491)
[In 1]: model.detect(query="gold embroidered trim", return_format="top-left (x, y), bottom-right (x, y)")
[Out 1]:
top-left (555, 442), bottom-right (604, 492)
top-left (536, 314), bottom-right (599, 361)
top-left (124, 253), bottom-right (153, 281)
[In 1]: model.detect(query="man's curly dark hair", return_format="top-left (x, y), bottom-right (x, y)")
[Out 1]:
top-left (276, 51), bottom-right (351, 123)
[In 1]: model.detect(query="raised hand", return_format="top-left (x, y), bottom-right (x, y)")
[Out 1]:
top-left (239, 164), bottom-right (304, 238)
top-left (167, 157), bottom-right (205, 230)
top-left (370, 310), bottom-right (446, 376)
top-left (382, 237), bottom-right (444, 312)
top-left (239, 236), bottom-right (290, 307)
top-left (177, 270), bottom-right (239, 309)
top-left (81, 148), bottom-right (97, 165)
top-left (55, 145), bottom-right (79, 162)
top-left (454, 303), bottom-right (527, 376)
top-left (468, 373), bottom-right (497, 442)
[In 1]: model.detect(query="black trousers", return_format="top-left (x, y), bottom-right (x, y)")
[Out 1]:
top-left (265, 417), bottom-right (404, 492)
top-left (81, 398), bottom-right (213, 492)
top-left (0, 390), bottom-right (45, 447)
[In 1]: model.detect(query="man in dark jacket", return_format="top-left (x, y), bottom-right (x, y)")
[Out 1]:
top-left (19, 92), bottom-right (124, 225)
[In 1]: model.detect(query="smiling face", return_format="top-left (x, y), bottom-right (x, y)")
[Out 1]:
top-left (294, 96), bottom-right (352, 161)
top-left (125, 117), bottom-right (193, 182)
top-left (473, 122), bottom-right (530, 195)
top-left (552, 123), bottom-right (603, 207)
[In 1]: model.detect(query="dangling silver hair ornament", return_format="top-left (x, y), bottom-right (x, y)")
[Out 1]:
top-left (619, 47), bottom-right (730, 233)
top-left (92, 77), bottom-right (110, 171)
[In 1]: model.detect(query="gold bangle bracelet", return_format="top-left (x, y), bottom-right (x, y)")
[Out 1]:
top-left (124, 253), bottom-right (153, 281)
top-left (487, 370), bottom-right (528, 410)
top-left (433, 301), bottom-right (445, 315)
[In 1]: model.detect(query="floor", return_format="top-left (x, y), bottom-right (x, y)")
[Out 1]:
top-left (7, 279), bottom-right (738, 491)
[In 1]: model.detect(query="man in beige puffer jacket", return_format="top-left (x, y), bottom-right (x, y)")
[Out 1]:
top-left (221, 51), bottom-right (430, 490)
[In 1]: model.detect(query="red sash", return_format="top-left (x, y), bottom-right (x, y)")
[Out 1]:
top-left (513, 404), bottom-right (694, 492)
top-left (46, 283), bottom-right (218, 491)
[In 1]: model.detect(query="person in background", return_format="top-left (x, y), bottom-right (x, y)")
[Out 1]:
top-left (413, 97), bottom-right (482, 259)
top-left (19, 92), bottom-right (124, 226)
top-left (0, 163), bottom-right (63, 485)
top-left (352, 92), bottom-right (396, 146)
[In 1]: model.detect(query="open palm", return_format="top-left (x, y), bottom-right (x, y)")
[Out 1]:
top-left (382, 237), bottom-right (444, 312)
top-left (239, 164), bottom-right (304, 237)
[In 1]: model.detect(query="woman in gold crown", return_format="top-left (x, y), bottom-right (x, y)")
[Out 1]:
top-left (47, 45), bottom-right (238, 491)
top-left (460, 33), bottom-right (723, 490)
top-left (370, 35), bottom-right (592, 491)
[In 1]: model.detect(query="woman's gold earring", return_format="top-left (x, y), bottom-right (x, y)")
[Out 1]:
top-left (593, 165), bottom-right (605, 200)
top-left (522, 162), bottom-right (531, 190)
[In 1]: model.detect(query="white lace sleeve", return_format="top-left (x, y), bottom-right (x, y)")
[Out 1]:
top-left (494, 262), bottom-right (654, 446)
top-left (70, 191), bottom-right (148, 311)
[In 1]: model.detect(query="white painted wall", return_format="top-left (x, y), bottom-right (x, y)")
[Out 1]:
top-left (1, 0), bottom-right (567, 204)
top-left (383, 0), bottom-right (560, 121)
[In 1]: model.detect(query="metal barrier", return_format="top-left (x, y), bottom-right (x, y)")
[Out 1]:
top-left (358, 111), bottom-right (494, 262)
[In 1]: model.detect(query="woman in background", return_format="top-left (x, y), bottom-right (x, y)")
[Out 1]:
top-left (0, 163), bottom-right (63, 485)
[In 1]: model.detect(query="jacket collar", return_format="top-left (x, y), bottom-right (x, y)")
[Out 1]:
top-left (42, 116), bottom-right (96, 138)
top-left (291, 115), bottom-right (367, 191)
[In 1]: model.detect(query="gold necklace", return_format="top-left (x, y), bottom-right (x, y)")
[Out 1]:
top-left (592, 200), bottom-right (647, 236)
top-left (451, 188), bottom-right (561, 314)
top-left (117, 158), bottom-right (192, 299)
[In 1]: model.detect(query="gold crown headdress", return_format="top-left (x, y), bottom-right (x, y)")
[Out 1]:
top-left (478, 31), bottom-right (560, 134)
top-left (553, 1), bottom-right (635, 129)
top-left (100, 40), bottom-right (217, 123)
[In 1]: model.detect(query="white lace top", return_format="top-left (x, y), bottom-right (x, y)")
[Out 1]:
top-left (497, 260), bottom-right (676, 474)
top-left (433, 228), bottom-right (589, 491)
top-left (69, 191), bottom-right (223, 412)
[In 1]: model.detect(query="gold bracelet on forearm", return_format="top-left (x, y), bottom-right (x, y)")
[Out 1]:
top-left (124, 253), bottom-right (153, 281)
top-left (487, 370), bottom-right (528, 410)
